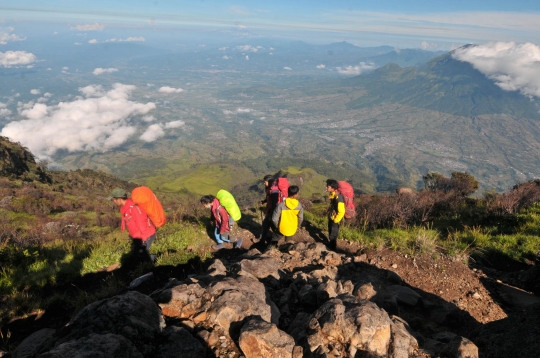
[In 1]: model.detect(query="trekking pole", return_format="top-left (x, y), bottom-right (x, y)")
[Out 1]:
top-left (259, 206), bottom-right (264, 225)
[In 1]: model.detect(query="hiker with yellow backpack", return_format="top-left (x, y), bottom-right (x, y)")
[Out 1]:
top-left (201, 189), bottom-right (242, 250)
top-left (109, 186), bottom-right (166, 264)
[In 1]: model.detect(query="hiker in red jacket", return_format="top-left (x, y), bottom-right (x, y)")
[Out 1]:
top-left (259, 175), bottom-right (279, 243)
top-left (109, 187), bottom-right (156, 263)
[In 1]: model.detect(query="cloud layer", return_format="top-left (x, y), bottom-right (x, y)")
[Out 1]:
top-left (452, 41), bottom-right (540, 98)
top-left (0, 51), bottom-right (36, 67)
top-left (1, 83), bottom-right (155, 158)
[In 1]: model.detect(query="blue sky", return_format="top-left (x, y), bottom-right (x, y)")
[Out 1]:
top-left (2, 0), bottom-right (540, 48)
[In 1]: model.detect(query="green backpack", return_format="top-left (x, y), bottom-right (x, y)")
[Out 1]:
top-left (216, 189), bottom-right (242, 221)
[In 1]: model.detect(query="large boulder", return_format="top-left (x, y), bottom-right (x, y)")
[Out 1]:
top-left (13, 328), bottom-right (56, 358)
top-left (154, 283), bottom-right (209, 319)
top-left (238, 256), bottom-right (281, 280)
top-left (36, 333), bottom-right (143, 358)
top-left (155, 326), bottom-right (205, 358)
top-left (239, 316), bottom-right (295, 358)
top-left (37, 291), bottom-right (164, 356)
top-left (288, 294), bottom-right (419, 357)
top-left (156, 275), bottom-right (280, 335)
top-left (206, 276), bottom-right (280, 332)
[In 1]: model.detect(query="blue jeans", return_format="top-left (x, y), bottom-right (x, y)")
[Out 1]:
top-left (214, 218), bottom-right (234, 243)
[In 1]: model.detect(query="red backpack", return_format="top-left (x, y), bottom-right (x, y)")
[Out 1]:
top-left (337, 181), bottom-right (356, 219)
top-left (271, 177), bottom-right (290, 204)
top-left (131, 186), bottom-right (167, 228)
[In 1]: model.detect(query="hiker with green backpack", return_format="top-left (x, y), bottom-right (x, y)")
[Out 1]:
top-left (201, 189), bottom-right (242, 250)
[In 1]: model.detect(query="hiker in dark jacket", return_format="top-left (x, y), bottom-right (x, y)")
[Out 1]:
top-left (109, 187), bottom-right (156, 263)
top-left (259, 175), bottom-right (279, 242)
top-left (326, 179), bottom-right (345, 250)
top-left (201, 195), bottom-right (241, 250)
top-left (272, 185), bottom-right (303, 243)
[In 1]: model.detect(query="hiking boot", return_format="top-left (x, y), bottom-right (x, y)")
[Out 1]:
top-left (212, 243), bottom-right (225, 250)
top-left (235, 238), bottom-right (243, 249)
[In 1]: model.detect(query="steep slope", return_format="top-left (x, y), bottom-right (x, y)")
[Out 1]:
top-left (0, 136), bottom-right (49, 182)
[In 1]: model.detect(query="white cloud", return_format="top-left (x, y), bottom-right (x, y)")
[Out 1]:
top-left (44, 92), bottom-right (52, 98)
top-left (0, 51), bottom-right (36, 68)
top-left (142, 115), bottom-right (156, 122)
top-left (222, 55), bottom-right (229, 60)
top-left (0, 102), bottom-right (11, 117)
top-left (30, 89), bottom-right (41, 95)
top-left (452, 41), bottom-right (540, 98)
top-left (158, 86), bottom-right (183, 93)
top-left (62, 66), bottom-right (69, 70)
top-left (245, 55), bottom-right (249, 60)
top-left (164, 120), bottom-right (185, 128)
top-left (236, 45), bottom-right (258, 52)
top-left (421, 41), bottom-right (438, 50)
top-left (140, 124), bottom-right (164, 142)
top-left (74, 42), bottom-right (82, 45)
top-left (219, 47), bottom-right (228, 51)
top-left (316, 64), bottom-right (326, 69)
top-left (93, 67), bottom-right (118, 75)
top-left (140, 120), bottom-right (184, 142)
top-left (1, 83), bottom-right (155, 158)
top-left (147, 83), bottom-right (155, 87)
top-left (224, 108), bottom-right (253, 115)
top-left (46, 68), bottom-right (52, 70)
top-left (89, 39), bottom-right (98, 44)
top-left (336, 62), bottom-right (375, 75)
top-left (105, 37), bottom-right (145, 43)
top-left (283, 66), bottom-right (292, 71)
top-left (26, 65), bottom-right (33, 69)
top-left (71, 23), bottom-right (105, 31)
top-left (0, 27), bottom-right (26, 45)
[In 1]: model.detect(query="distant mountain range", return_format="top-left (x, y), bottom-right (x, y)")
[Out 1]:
top-left (347, 52), bottom-right (540, 118)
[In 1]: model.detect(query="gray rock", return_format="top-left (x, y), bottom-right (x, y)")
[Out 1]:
top-left (239, 316), bottom-right (295, 358)
top-left (354, 282), bottom-right (377, 300)
top-left (154, 282), bottom-right (209, 319)
top-left (39, 291), bottom-right (164, 356)
top-left (206, 276), bottom-right (279, 331)
top-left (294, 295), bottom-right (393, 357)
top-left (389, 316), bottom-right (419, 358)
top-left (238, 256), bottom-right (281, 280)
top-left (386, 285), bottom-right (421, 306)
top-left (440, 336), bottom-right (478, 358)
top-left (155, 326), bottom-right (205, 358)
top-left (207, 259), bottom-right (227, 276)
top-left (36, 333), bottom-right (143, 358)
top-left (13, 328), bottom-right (56, 358)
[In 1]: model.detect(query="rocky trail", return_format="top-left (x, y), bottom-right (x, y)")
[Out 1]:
top-left (7, 226), bottom-right (540, 358)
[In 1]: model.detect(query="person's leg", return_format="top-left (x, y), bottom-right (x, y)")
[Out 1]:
top-left (214, 226), bottom-right (231, 243)
top-left (328, 221), bottom-right (340, 250)
top-left (143, 234), bottom-right (156, 263)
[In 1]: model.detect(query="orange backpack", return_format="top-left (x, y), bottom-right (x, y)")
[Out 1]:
top-left (131, 186), bottom-right (167, 228)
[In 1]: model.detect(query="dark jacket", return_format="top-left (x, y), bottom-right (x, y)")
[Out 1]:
top-left (328, 191), bottom-right (346, 224)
